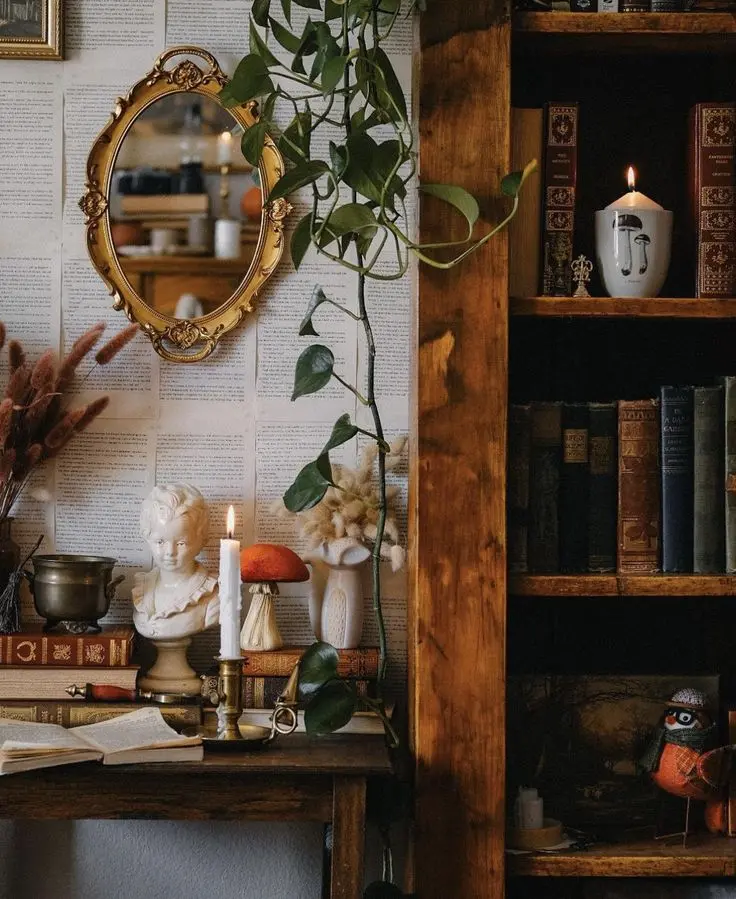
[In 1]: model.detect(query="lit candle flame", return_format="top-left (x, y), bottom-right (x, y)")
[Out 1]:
top-left (627, 166), bottom-right (636, 191)
top-left (226, 505), bottom-right (235, 539)
top-left (220, 130), bottom-right (232, 143)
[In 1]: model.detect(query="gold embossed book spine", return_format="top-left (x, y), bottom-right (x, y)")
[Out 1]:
top-left (617, 399), bottom-right (661, 573)
top-left (0, 628), bottom-right (135, 667)
top-left (541, 102), bottom-right (578, 297)
top-left (689, 102), bottom-right (736, 299)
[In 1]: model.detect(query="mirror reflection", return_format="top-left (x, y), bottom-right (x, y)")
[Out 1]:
top-left (110, 93), bottom-right (262, 320)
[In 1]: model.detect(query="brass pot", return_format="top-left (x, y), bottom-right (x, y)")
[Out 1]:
top-left (25, 554), bottom-right (124, 634)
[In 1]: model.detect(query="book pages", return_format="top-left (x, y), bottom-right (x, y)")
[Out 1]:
top-left (71, 706), bottom-right (200, 753)
top-left (0, 719), bottom-right (92, 754)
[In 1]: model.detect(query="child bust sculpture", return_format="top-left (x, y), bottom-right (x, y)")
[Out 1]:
top-left (134, 484), bottom-right (219, 695)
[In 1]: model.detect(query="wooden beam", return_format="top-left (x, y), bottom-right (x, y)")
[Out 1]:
top-left (411, 3), bottom-right (511, 898)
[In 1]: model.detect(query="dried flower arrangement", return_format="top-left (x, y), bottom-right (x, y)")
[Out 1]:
top-left (0, 319), bottom-right (139, 631)
top-left (274, 437), bottom-right (407, 573)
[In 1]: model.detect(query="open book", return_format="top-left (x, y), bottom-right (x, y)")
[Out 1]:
top-left (0, 706), bottom-right (203, 774)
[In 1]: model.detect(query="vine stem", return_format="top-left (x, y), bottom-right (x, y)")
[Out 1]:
top-left (342, 2), bottom-right (390, 696)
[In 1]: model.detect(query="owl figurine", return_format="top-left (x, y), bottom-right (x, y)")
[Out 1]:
top-left (640, 687), bottom-right (733, 835)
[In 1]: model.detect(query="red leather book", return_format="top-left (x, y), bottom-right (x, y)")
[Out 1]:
top-left (541, 102), bottom-right (578, 297)
top-left (617, 399), bottom-right (661, 573)
top-left (689, 103), bottom-right (736, 299)
top-left (0, 627), bottom-right (135, 667)
top-left (241, 646), bottom-right (379, 678)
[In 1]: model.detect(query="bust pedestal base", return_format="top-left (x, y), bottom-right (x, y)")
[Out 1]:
top-left (139, 637), bottom-right (201, 696)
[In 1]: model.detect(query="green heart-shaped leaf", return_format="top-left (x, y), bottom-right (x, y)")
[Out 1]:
top-left (304, 680), bottom-right (358, 735)
top-left (221, 54), bottom-right (274, 105)
top-left (269, 16), bottom-right (300, 53)
top-left (299, 285), bottom-right (328, 336)
top-left (298, 641), bottom-right (339, 700)
top-left (420, 182), bottom-right (479, 236)
top-left (290, 212), bottom-right (315, 270)
top-left (292, 344), bottom-right (334, 400)
top-left (283, 453), bottom-right (334, 512)
top-left (322, 54), bottom-right (348, 94)
top-left (252, 0), bottom-right (271, 27)
top-left (501, 158), bottom-right (538, 198)
top-left (241, 121), bottom-right (269, 166)
top-left (322, 413), bottom-right (358, 453)
top-left (250, 16), bottom-right (280, 67)
top-left (268, 159), bottom-right (329, 202)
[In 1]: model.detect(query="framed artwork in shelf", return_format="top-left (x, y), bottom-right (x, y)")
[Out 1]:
top-left (0, 0), bottom-right (63, 60)
top-left (507, 674), bottom-right (720, 832)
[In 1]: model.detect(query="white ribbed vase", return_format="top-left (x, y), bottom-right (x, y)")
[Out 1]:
top-left (306, 538), bottom-right (371, 650)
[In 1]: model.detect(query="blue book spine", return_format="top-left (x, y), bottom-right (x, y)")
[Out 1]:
top-left (660, 386), bottom-right (694, 573)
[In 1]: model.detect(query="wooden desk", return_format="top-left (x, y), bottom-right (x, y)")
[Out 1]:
top-left (0, 734), bottom-right (392, 899)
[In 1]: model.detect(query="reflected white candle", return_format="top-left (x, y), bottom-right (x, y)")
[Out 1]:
top-left (218, 505), bottom-right (241, 659)
top-left (217, 130), bottom-right (233, 164)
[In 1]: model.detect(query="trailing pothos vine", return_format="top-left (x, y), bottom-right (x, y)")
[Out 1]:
top-left (221, 0), bottom-right (533, 743)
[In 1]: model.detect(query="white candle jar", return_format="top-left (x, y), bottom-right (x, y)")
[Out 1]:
top-left (594, 207), bottom-right (673, 298)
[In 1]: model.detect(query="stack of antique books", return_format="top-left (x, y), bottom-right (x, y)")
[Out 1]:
top-left (0, 626), bottom-right (198, 729)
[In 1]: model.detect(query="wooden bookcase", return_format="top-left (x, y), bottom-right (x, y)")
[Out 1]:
top-left (413, 6), bottom-right (736, 899)
top-left (507, 7), bottom-right (736, 892)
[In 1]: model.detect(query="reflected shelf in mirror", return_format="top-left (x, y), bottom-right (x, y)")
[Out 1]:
top-left (80, 46), bottom-right (290, 363)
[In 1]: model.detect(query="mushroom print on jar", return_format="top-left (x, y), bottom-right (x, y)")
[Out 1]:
top-left (595, 209), bottom-right (673, 297)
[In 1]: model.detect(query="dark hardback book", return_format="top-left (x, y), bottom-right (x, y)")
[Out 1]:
top-left (542, 103), bottom-right (578, 297)
top-left (621, 0), bottom-right (650, 9)
top-left (588, 402), bottom-right (618, 573)
top-left (660, 387), bottom-right (694, 573)
top-left (508, 404), bottom-right (532, 573)
top-left (689, 103), bottom-right (736, 299)
top-left (618, 399), bottom-right (660, 573)
top-left (529, 402), bottom-right (562, 573)
top-left (723, 377), bottom-right (736, 573)
top-left (560, 403), bottom-right (590, 572)
top-left (694, 386), bottom-right (725, 573)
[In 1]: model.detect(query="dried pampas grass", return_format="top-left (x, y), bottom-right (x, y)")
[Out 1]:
top-left (275, 438), bottom-right (407, 572)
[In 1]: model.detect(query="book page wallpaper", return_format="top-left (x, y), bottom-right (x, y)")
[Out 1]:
top-left (0, 3), bottom-right (413, 896)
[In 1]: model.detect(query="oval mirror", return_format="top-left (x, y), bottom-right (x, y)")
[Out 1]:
top-left (80, 47), bottom-right (291, 363)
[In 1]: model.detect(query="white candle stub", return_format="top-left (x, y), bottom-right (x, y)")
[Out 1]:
top-left (217, 130), bottom-right (233, 164)
top-left (605, 166), bottom-right (663, 211)
top-left (218, 504), bottom-right (242, 659)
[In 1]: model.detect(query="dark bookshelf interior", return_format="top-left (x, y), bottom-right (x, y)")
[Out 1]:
top-left (511, 49), bottom-right (733, 298)
top-left (506, 18), bottom-right (736, 879)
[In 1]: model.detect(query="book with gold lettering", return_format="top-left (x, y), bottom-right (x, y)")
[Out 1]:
top-left (0, 707), bottom-right (202, 774)
top-left (0, 627), bottom-right (135, 667)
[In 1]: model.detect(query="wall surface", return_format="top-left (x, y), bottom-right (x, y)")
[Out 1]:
top-left (0, 1), bottom-right (412, 896)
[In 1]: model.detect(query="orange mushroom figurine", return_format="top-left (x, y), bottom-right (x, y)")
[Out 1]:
top-left (239, 543), bottom-right (309, 651)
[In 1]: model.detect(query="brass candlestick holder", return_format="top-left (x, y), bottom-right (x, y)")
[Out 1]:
top-left (216, 656), bottom-right (243, 740)
top-left (192, 657), bottom-right (299, 749)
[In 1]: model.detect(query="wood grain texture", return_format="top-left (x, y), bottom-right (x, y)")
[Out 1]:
top-left (511, 297), bottom-right (736, 318)
top-left (0, 768), bottom-right (333, 821)
top-left (412, 2), bottom-right (510, 898)
top-left (508, 832), bottom-right (736, 876)
top-left (330, 776), bottom-right (366, 899)
top-left (510, 574), bottom-right (736, 596)
top-left (514, 12), bottom-right (736, 53)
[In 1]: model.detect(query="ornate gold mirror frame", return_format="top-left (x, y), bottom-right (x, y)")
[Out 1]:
top-left (80, 47), bottom-right (291, 363)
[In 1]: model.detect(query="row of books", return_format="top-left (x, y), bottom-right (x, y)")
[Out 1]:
top-left (509, 101), bottom-right (736, 299)
top-left (509, 380), bottom-right (736, 574)
top-left (0, 627), bottom-right (380, 727)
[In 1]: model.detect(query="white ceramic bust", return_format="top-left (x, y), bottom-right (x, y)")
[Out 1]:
top-left (133, 484), bottom-right (219, 641)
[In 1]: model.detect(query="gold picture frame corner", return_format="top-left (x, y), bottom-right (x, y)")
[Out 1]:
top-left (0, 0), bottom-right (63, 62)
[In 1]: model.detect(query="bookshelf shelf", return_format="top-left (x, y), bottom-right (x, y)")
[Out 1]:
top-left (511, 297), bottom-right (736, 318)
top-left (513, 12), bottom-right (736, 52)
top-left (510, 574), bottom-right (736, 596)
top-left (507, 832), bottom-right (736, 877)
